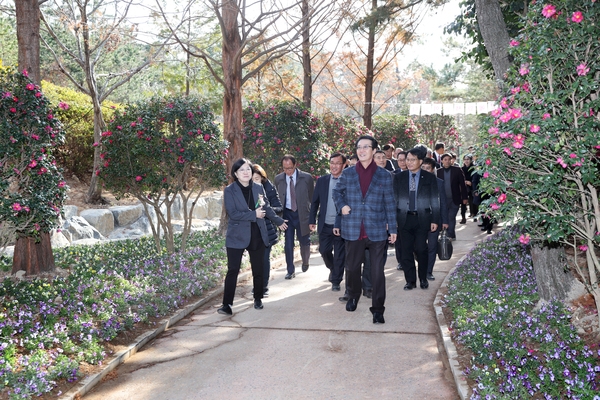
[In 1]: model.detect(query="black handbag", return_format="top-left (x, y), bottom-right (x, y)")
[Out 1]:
top-left (437, 228), bottom-right (453, 260)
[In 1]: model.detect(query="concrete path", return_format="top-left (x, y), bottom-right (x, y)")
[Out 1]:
top-left (84, 219), bottom-right (488, 400)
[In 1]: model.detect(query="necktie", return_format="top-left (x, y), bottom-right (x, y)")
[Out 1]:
top-left (290, 176), bottom-right (297, 211)
top-left (409, 173), bottom-right (416, 211)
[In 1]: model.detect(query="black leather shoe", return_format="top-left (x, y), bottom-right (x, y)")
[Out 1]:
top-left (372, 312), bottom-right (385, 324)
top-left (396, 263), bottom-right (403, 270)
top-left (459, 218), bottom-right (467, 224)
top-left (346, 298), bottom-right (358, 312)
top-left (420, 279), bottom-right (429, 289)
top-left (481, 227), bottom-right (488, 231)
top-left (404, 282), bottom-right (416, 290)
top-left (363, 288), bottom-right (372, 299)
top-left (332, 284), bottom-right (341, 292)
top-left (285, 272), bottom-right (295, 279)
top-left (487, 230), bottom-right (493, 234)
top-left (339, 294), bottom-right (349, 302)
top-left (427, 273), bottom-right (435, 281)
top-left (254, 299), bottom-right (263, 310)
top-left (217, 305), bottom-right (232, 315)
top-left (302, 264), bottom-right (309, 272)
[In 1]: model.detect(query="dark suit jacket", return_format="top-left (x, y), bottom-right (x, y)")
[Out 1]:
top-left (393, 170), bottom-right (441, 230)
top-left (436, 177), bottom-right (449, 226)
top-left (437, 166), bottom-right (468, 206)
top-left (224, 182), bottom-right (284, 249)
top-left (309, 174), bottom-right (341, 234)
top-left (275, 168), bottom-right (315, 236)
top-left (332, 164), bottom-right (397, 241)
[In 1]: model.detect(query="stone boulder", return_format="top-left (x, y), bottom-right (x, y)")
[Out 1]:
top-left (63, 205), bottom-right (78, 220)
top-left (80, 209), bottom-right (114, 237)
top-left (62, 216), bottom-right (105, 242)
top-left (110, 205), bottom-right (143, 227)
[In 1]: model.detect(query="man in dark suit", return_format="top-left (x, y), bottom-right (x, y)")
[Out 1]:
top-left (436, 153), bottom-right (468, 240)
top-left (309, 153), bottom-right (346, 292)
top-left (275, 155), bottom-right (315, 279)
top-left (333, 135), bottom-right (397, 324)
top-left (433, 142), bottom-right (445, 164)
top-left (393, 150), bottom-right (407, 271)
top-left (421, 157), bottom-right (449, 281)
top-left (393, 145), bottom-right (441, 290)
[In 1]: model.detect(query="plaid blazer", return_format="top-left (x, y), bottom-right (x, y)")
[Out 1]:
top-left (332, 165), bottom-right (397, 241)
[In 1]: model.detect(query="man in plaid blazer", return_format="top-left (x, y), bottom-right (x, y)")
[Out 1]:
top-left (332, 135), bottom-right (397, 324)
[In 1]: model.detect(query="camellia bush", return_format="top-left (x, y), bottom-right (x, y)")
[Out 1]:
top-left (0, 68), bottom-right (68, 273)
top-left (320, 113), bottom-right (372, 156)
top-left (371, 113), bottom-right (418, 151)
top-left (99, 96), bottom-right (227, 254)
top-left (242, 100), bottom-right (329, 179)
top-left (412, 114), bottom-right (459, 151)
top-left (477, 1), bottom-right (600, 317)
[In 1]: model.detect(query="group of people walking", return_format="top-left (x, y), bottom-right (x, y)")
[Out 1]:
top-left (218, 135), bottom-right (484, 324)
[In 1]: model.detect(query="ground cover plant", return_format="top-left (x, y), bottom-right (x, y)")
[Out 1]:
top-left (444, 229), bottom-right (600, 399)
top-left (0, 230), bottom-right (227, 399)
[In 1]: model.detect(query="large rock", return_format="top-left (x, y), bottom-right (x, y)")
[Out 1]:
top-left (206, 195), bottom-right (223, 219)
top-left (50, 230), bottom-right (71, 248)
top-left (80, 209), bottom-right (114, 237)
top-left (62, 216), bottom-right (105, 242)
top-left (62, 205), bottom-right (78, 220)
top-left (110, 205), bottom-right (143, 227)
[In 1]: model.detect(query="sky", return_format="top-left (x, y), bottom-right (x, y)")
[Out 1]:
top-left (399, 0), bottom-right (463, 70)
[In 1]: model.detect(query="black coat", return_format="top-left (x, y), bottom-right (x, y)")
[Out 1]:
top-left (263, 179), bottom-right (282, 246)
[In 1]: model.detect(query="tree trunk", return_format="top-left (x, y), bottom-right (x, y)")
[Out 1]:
top-left (15, 0), bottom-right (41, 85)
top-left (474, 0), bottom-right (512, 85)
top-left (530, 245), bottom-right (584, 302)
top-left (218, 0), bottom-right (244, 235)
top-left (362, 0), bottom-right (376, 129)
top-left (12, 232), bottom-right (55, 275)
top-left (301, 0), bottom-right (312, 109)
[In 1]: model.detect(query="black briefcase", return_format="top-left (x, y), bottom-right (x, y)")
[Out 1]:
top-left (437, 229), bottom-right (453, 260)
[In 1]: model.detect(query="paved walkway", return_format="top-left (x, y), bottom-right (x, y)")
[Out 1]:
top-left (82, 219), bottom-right (488, 400)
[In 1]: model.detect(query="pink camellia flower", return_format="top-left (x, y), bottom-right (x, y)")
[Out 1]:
top-left (519, 64), bottom-right (530, 76)
top-left (483, 171), bottom-right (490, 178)
top-left (500, 98), bottom-right (510, 108)
top-left (254, 113), bottom-right (259, 119)
top-left (571, 11), bottom-right (583, 23)
top-left (519, 234), bottom-right (530, 245)
top-left (576, 63), bottom-right (589, 76)
top-left (26, 83), bottom-right (35, 90)
top-left (511, 86), bottom-right (521, 95)
top-left (490, 203), bottom-right (500, 210)
top-left (203, 134), bottom-right (211, 141)
top-left (491, 108), bottom-right (502, 117)
top-left (522, 82), bottom-right (531, 92)
top-left (542, 4), bottom-right (557, 18)
top-left (177, 156), bottom-right (185, 164)
top-left (130, 122), bottom-right (137, 127)
top-left (38, 167), bottom-right (48, 175)
top-left (12, 203), bottom-right (22, 212)
top-left (28, 160), bottom-right (37, 168)
top-left (488, 127), bottom-right (499, 135)
top-left (31, 134), bottom-right (40, 140)
top-left (135, 175), bottom-right (143, 182)
top-left (35, 92), bottom-right (42, 98)
top-left (498, 193), bottom-right (507, 203)
top-left (504, 147), bottom-right (512, 155)
top-left (58, 101), bottom-right (69, 110)
top-left (579, 245), bottom-right (588, 251)
top-left (542, 113), bottom-right (551, 120)
top-left (556, 157), bottom-right (568, 168)
top-left (47, 114), bottom-right (53, 120)
top-left (58, 181), bottom-right (66, 188)
top-left (510, 108), bottom-right (523, 119)
top-left (509, 39), bottom-right (520, 47)
top-left (496, 139), bottom-right (502, 145)
top-left (529, 124), bottom-right (540, 133)
top-left (512, 134), bottom-right (525, 149)
top-left (485, 159), bottom-right (491, 165)
top-left (22, 69), bottom-right (28, 77)
top-left (569, 153), bottom-right (577, 158)
top-left (499, 112), bottom-right (512, 123)
top-left (10, 107), bottom-right (16, 113)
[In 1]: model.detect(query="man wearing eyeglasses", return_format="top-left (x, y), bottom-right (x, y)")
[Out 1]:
top-left (309, 153), bottom-right (347, 292)
top-left (393, 145), bottom-right (441, 291)
top-left (275, 155), bottom-right (315, 280)
top-left (333, 135), bottom-right (397, 324)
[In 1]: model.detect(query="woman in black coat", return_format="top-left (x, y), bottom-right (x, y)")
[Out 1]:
top-left (218, 159), bottom-right (286, 316)
top-left (252, 164), bottom-right (283, 297)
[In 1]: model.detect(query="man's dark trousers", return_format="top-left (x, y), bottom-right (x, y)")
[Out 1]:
top-left (400, 214), bottom-right (430, 284)
top-left (318, 223), bottom-right (345, 285)
top-left (284, 208), bottom-right (310, 274)
top-left (345, 238), bottom-right (387, 313)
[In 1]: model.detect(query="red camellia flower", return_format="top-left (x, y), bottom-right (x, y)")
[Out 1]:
top-left (135, 175), bottom-right (143, 181)
top-left (26, 83), bottom-right (35, 90)
top-left (203, 134), bottom-right (211, 141)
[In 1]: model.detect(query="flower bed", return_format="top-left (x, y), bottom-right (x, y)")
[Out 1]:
top-left (444, 229), bottom-right (600, 399)
top-left (0, 230), bottom-right (227, 399)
